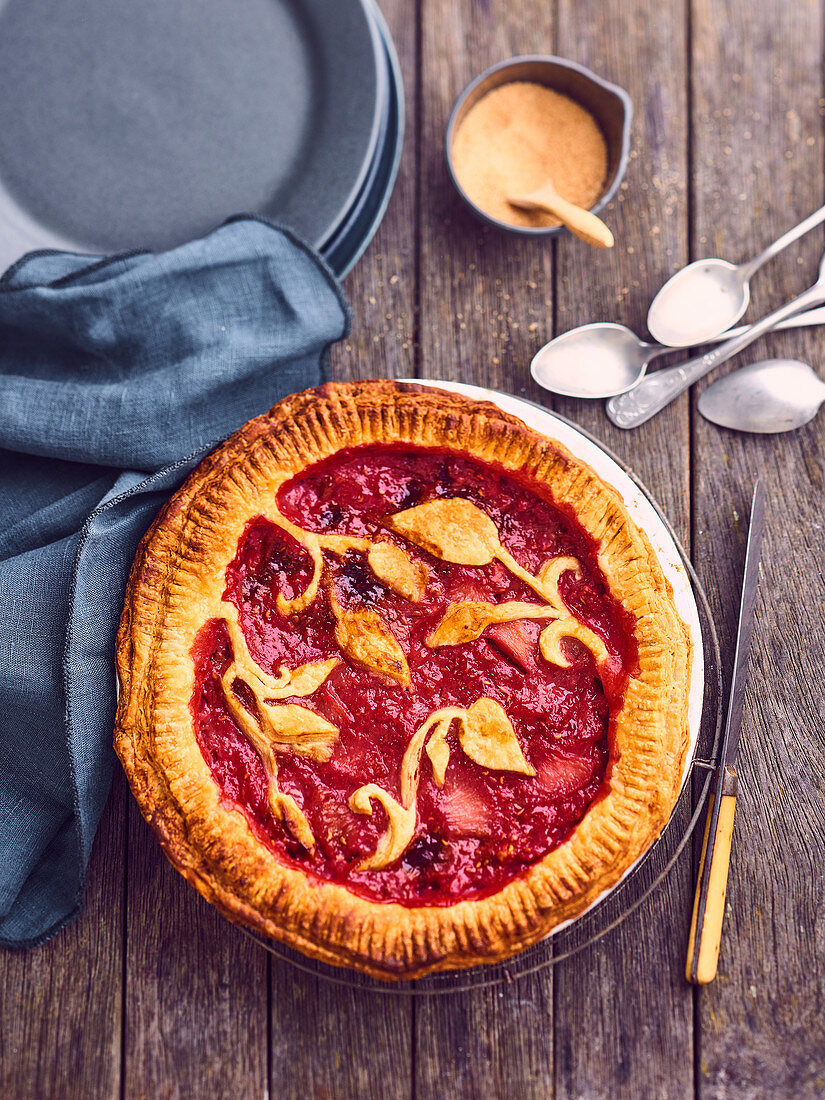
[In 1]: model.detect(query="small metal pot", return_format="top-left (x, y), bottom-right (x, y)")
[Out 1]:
top-left (445, 55), bottom-right (633, 239)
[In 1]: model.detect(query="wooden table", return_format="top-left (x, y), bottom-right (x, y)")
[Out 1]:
top-left (3, 1), bottom-right (825, 1096)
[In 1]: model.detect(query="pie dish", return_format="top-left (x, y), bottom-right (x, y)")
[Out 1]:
top-left (115, 379), bottom-right (691, 979)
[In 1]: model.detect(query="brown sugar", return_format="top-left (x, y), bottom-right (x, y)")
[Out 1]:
top-left (451, 82), bottom-right (608, 229)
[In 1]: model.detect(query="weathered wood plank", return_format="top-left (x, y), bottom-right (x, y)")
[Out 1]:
top-left (690, 1), bottom-right (825, 1096)
top-left (551, 0), bottom-right (692, 533)
top-left (549, 3), bottom-right (694, 1098)
top-left (269, 971), bottom-right (413, 1100)
top-left (0, 770), bottom-right (125, 1100)
top-left (415, 2), bottom-right (556, 1096)
top-left (417, 1), bottom-right (555, 395)
top-left (269, 5), bottom-right (417, 1099)
top-left (123, 801), bottom-right (268, 1100)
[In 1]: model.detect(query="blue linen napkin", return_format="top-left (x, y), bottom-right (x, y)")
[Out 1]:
top-left (0, 217), bottom-right (350, 947)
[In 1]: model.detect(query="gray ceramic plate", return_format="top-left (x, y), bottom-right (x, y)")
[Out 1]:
top-left (0, 0), bottom-right (384, 269)
top-left (324, 0), bottom-right (404, 278)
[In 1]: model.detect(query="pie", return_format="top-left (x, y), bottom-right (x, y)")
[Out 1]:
top-left (115, 380), bottom-right (691, 979)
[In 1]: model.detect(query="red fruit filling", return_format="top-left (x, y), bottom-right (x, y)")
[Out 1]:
top-left (191, 443), bottom-right (637, 905)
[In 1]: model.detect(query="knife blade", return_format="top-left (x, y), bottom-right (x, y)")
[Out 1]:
top-left (686, 478), bottom-right (765, 984)
top-left (721, 479), bottom-right (765, 771)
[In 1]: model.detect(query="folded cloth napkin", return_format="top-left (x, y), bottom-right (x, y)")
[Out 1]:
top-left (0, 216), bottom-right (350, 947)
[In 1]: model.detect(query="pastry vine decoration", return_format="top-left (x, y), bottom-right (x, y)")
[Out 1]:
top-left (220, 604), bottom-right (338, 849)
top-left (265, 514), bottom-right (428, 616)
top-left (390, 499), bottom-right (609, 668)
top-left (349, 698), bottom-right (535, 870)
top-left (329, 592), bottom-right (411, 688)
top-left (209, 495), bottom-right (612, 865)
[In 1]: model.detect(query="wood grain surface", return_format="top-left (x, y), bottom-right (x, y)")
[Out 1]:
top-left (690, 1), bottom-right (825, 1096)
top-left (550, 3), bottom-right (695, 1098)
top-left (2, 0), bottom-right (824, 1097)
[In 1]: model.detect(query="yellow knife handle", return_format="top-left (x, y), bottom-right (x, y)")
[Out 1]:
top-left (686, 768), bottom-right (738, 984)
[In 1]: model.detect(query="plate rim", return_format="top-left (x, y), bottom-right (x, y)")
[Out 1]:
top-left (323, 0), bottom-right (404, 278)
top-left (0, 0), bottom-right (386, 269)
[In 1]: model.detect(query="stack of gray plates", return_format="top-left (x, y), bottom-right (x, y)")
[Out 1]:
top-left (0, 0), bottom-right (403, 278)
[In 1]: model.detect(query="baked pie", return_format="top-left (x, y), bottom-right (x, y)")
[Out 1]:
top-left (115, 380), bottom-right (691, 978)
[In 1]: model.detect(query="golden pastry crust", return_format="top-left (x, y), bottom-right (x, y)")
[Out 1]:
top-left (115, 380), bottom-right (692, 979)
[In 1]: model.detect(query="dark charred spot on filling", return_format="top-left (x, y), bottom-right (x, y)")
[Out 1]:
top-left (398, 479), bottom-right (426, 509)
top-left (317, 503), bottom-right (343, 530)
top-left (335, 552), bottom-right (386, 606)
top-left (402, 833), bottom-right (443, 872)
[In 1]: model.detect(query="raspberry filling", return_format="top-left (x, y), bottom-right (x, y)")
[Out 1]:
top-left (191, 444), bottom-right (637, 905)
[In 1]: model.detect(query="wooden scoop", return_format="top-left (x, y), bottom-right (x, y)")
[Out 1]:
top-left (509, 178), bottom-right (614, 249)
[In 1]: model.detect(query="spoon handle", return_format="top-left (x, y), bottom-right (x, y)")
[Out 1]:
top-left (739, 204), bottom-right (825, 281)
top-left (545, 197), bottom-right (614, 250)
top-left (707, 304), bottom-right (825, 340)
top-left (607, 284), bottom-right (825, 428)
top-left (512, 192), bottom-right (614, 249)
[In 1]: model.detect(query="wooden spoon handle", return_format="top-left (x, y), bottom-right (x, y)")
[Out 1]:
top-left (686, 772), bottom-right (738, 984)
top-left (511, 193), bottom-right (614, 249)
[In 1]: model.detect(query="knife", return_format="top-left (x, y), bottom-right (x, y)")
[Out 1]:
top-left (686, 478), bottom-right (765, 984)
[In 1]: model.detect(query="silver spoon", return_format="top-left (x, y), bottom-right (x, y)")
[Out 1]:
top-left (607, 250), bottom-right (825, 428)
top-left (698, 359), bottom-right (825, 433)
top-left (647, 203), bottom-right (825, 347)
top-left (530, 307), bottom-right (825, 399)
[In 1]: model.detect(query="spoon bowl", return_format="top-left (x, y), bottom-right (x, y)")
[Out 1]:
top-left (530, 322), bottom-right (655, 398)
top-left (647, 259), bottom-right (749, 347)
top-left (646, 203), bottom-right (825, 348)
top-left (697, 359), bottom-right (825, 433)
top-left (529, 307), bottom-right (825, 399)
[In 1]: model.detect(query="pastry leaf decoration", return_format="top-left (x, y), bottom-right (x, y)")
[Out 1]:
top-left (268, 660), bottom-right (340, 700)
top-left (350, 699), bottom-right (534, 870)
top-left (389, 498), bottom-right (500, 565)
top-left (330, 593), bottom-right (411, 688)
top-left (256, 703), bottom-right (339, 757)
top-left (424, 716), bottom-right (453, 786)
top-left (366, 541), bottom-right (428, 601)
top-left (272, 792), bottom-right (317, 851)
top-left (456, 698), bottom-right (535, 776)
